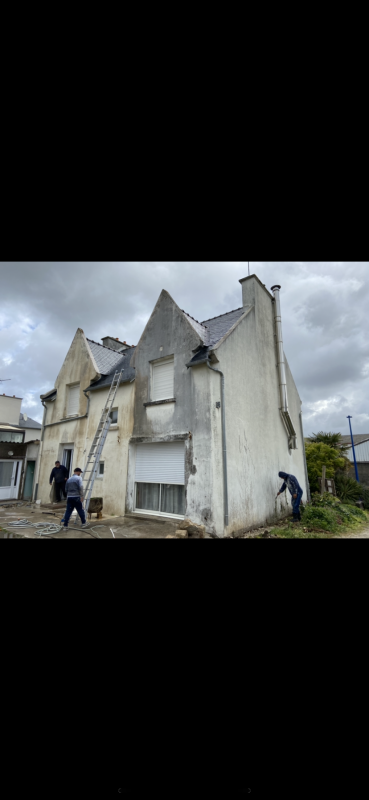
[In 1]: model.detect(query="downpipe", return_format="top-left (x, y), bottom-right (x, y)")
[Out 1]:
top-left (33, 400), bottom-right (47, 501)
top-left (206, 361), bottom-right (229, 530)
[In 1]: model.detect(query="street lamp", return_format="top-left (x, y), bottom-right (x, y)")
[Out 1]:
top-left (347, 416), bottom-right (360, 482)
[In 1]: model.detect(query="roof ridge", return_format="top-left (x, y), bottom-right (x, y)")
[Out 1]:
top-left (181, 311), bottom-right (208, 329)
top-left (201, 306), bottom-right (243, 323)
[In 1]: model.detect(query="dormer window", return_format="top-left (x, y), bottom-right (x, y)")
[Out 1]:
top-left (151, 357), bottom-right (174, 401)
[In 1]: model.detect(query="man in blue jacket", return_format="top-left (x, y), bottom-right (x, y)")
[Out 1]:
top-left (62, 468), bottom-right (89, 529)
top-left (277, 471), bottom-right (303, 522)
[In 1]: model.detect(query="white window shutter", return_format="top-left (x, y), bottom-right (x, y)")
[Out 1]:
top-left (67, 384), bottom-right (79, 415)
top-left (135, 442), bottom-right (185, 484)
top-left (152, 359), bottom-right (174, 400)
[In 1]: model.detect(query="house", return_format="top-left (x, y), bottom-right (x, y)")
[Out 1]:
top-left (35, 329), bottom-right (136, 511)
top-left (36, 273), bottom-right (309, 535)
top-left (0, 393), bottom-right (41, 501)
top-left (125, 273), bottom-right (308, 536)
top-left (339, 434), bottom-right (369, 487)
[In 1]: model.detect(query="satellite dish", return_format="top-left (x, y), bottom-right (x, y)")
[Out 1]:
top-left (23, 413), bottom-right (28, 422)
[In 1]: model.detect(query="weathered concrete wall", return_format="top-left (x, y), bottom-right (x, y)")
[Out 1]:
top-left (0, 395), bottom-right (22, 426)
top-left (216, 277), bottom-right (307, 535)
top-left (26, 442), bottom-right (39, 460)
top-left (127, 290), bottom-right (221, 532)
top-left (37, 329), bottom-right (101, 504)
top-left (85, 382), bottom-right (135, 516)
top-left (38, 380), bottom-right (135, 515)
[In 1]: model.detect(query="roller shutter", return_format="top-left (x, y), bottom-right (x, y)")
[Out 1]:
top-left (67, 384), bottom-right (79, 416)
top-left (152, 359), bottom-right (174, 400)
top-left (135, 441), bottom-right (185, 484)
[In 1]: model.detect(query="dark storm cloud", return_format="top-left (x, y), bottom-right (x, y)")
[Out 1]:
top-left (1, 262), bottom-right (368, 436)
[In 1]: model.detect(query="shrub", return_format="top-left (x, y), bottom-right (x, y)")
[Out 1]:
top-left (305, 442), bottom-right (347, 493)
top-left (335, 474), bottom-right (362, 504)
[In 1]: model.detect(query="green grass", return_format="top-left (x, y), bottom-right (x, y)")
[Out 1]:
top-left (256, 493), bottom-right (369, 538)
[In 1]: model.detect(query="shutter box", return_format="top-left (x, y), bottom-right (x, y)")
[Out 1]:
top-left (135, 441), bottom-right (185, 484)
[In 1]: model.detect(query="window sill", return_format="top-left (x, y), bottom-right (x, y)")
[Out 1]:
top-left (109, 423), bottom-right (119, 429)
top-left (143, 398), bottom-right (176, 408)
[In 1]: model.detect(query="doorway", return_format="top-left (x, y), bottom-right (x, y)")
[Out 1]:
top-left (62, 446), bottom-right (74, 477)
top-left (23, 460), bottom-right (35, 500)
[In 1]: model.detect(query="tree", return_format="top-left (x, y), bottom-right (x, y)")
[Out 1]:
top-left (309, 431), bottom-right (350, 455)
top-left (305, 442), bottom-right (347, 493)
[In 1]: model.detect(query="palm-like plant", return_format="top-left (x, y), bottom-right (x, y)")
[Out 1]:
top-left (309, 431), bottom-right (350, 454)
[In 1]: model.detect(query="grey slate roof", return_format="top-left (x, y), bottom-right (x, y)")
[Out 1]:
top-left (86, 339), bottom-right (125, 375)
top-left (339, 434), bottom-right (369, 447)
top-left (19, 414), bottom-right (41, 429)
top-left (186, 306), bottom-right (246, 365)
top-left (86, 347), bottom-right (136, 391)
top-left (201, 307), bottom-right (245, 346)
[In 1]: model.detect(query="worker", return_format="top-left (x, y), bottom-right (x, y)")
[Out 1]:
top-left (277, 471), bottom-right (303, 522)
top-left (49, 460), bottom-right (69, 502)
top-left (62, 468), bottom-right (89, 529)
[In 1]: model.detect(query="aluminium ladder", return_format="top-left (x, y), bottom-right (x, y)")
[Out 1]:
top-left (81, 369), bottom-right (124, 517)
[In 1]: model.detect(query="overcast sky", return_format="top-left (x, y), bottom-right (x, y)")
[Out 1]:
top-left (1, 262), bottom-right (368, 436)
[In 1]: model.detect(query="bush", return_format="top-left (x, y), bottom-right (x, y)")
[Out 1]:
top-left (305, 442), bottom-right (348, 493)
top-left (299, 491), bottom-right (368, 532)
top-left (335, 474), bottom-right (362, 504)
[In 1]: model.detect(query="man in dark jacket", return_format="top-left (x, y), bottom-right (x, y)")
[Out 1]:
top-left (277, 471), bottom-right (303, 522)
top-left (49, 461), bottom-right (69, 502)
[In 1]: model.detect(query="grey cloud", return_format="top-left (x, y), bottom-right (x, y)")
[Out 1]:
top-left (1, 262), bottom-right (369, 434)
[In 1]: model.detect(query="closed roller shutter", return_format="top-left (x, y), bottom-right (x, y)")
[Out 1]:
top-left (67, 384), bottom-right (79, 415)
top-left (135, 441), bottom-right (185, 484)
top-left (152, 359), bottom-right (174, 400)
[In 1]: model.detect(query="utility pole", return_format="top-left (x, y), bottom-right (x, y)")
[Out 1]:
top-left (347, 416), bottom-right (360, 482)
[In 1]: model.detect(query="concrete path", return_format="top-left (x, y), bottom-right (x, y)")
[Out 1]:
top-left (0, 503), bottom-right (210, 539)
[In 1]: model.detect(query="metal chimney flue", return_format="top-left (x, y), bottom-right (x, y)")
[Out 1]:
top-left (270, 285), bottom-right (288, 412)
top-left (271, 284), bottom-right (297, 449)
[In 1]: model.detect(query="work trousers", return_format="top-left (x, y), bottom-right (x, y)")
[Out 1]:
top-left (55, 481), bottom-right (67, 502)
top-left (63, 497), bottom-right (86, 526)
top-left (292, 489), bottom-right (303, 521)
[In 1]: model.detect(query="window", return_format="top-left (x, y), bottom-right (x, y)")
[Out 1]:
top-left (135, 441), bottom-right (185, 518)
top-left (99, 462), bottom-right (104, 476)
top-left (109, 408), bottom-right (118, 424)
top-left (67, 384), bottom-right (80, 416)
top-left (0, 431), bottom-right (24, 443)
top-left (151, 357), bottom-right (174, 401)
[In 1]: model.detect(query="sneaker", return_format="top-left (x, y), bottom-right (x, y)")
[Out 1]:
top-left (81, 522), bottom-right (89, 529)
top-left (63, 526), bottom-right (68, 530)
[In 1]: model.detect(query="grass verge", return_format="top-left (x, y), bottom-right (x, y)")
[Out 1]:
top-left (256, 492), bottom-right (369, 538)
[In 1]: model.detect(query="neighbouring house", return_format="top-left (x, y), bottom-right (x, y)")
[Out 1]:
top-left (36, 273), bottom-right (309, 535)
top-left (0, 394), bottom-right (41, 501)
top-left (339, 434), bottom-right (369, 487)
top-left (35, 330), bottom-right (136, 510)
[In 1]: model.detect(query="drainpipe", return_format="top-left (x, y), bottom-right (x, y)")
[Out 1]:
top-left (33, 400), bottom-right (47, 501)
top-left (206, 361), bottom-right (229, 530)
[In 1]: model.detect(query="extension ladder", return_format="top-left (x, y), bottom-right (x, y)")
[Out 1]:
top-left (82, 369), bottom-right (124, 516)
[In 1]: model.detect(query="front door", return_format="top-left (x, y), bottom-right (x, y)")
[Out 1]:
top-left (23, 460), bottom-right (35, 499)
top-left (0, 459), bottom-right (22, 500)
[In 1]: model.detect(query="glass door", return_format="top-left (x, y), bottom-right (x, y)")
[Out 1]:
top-left (0, 459), bottom-right (21, 500)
